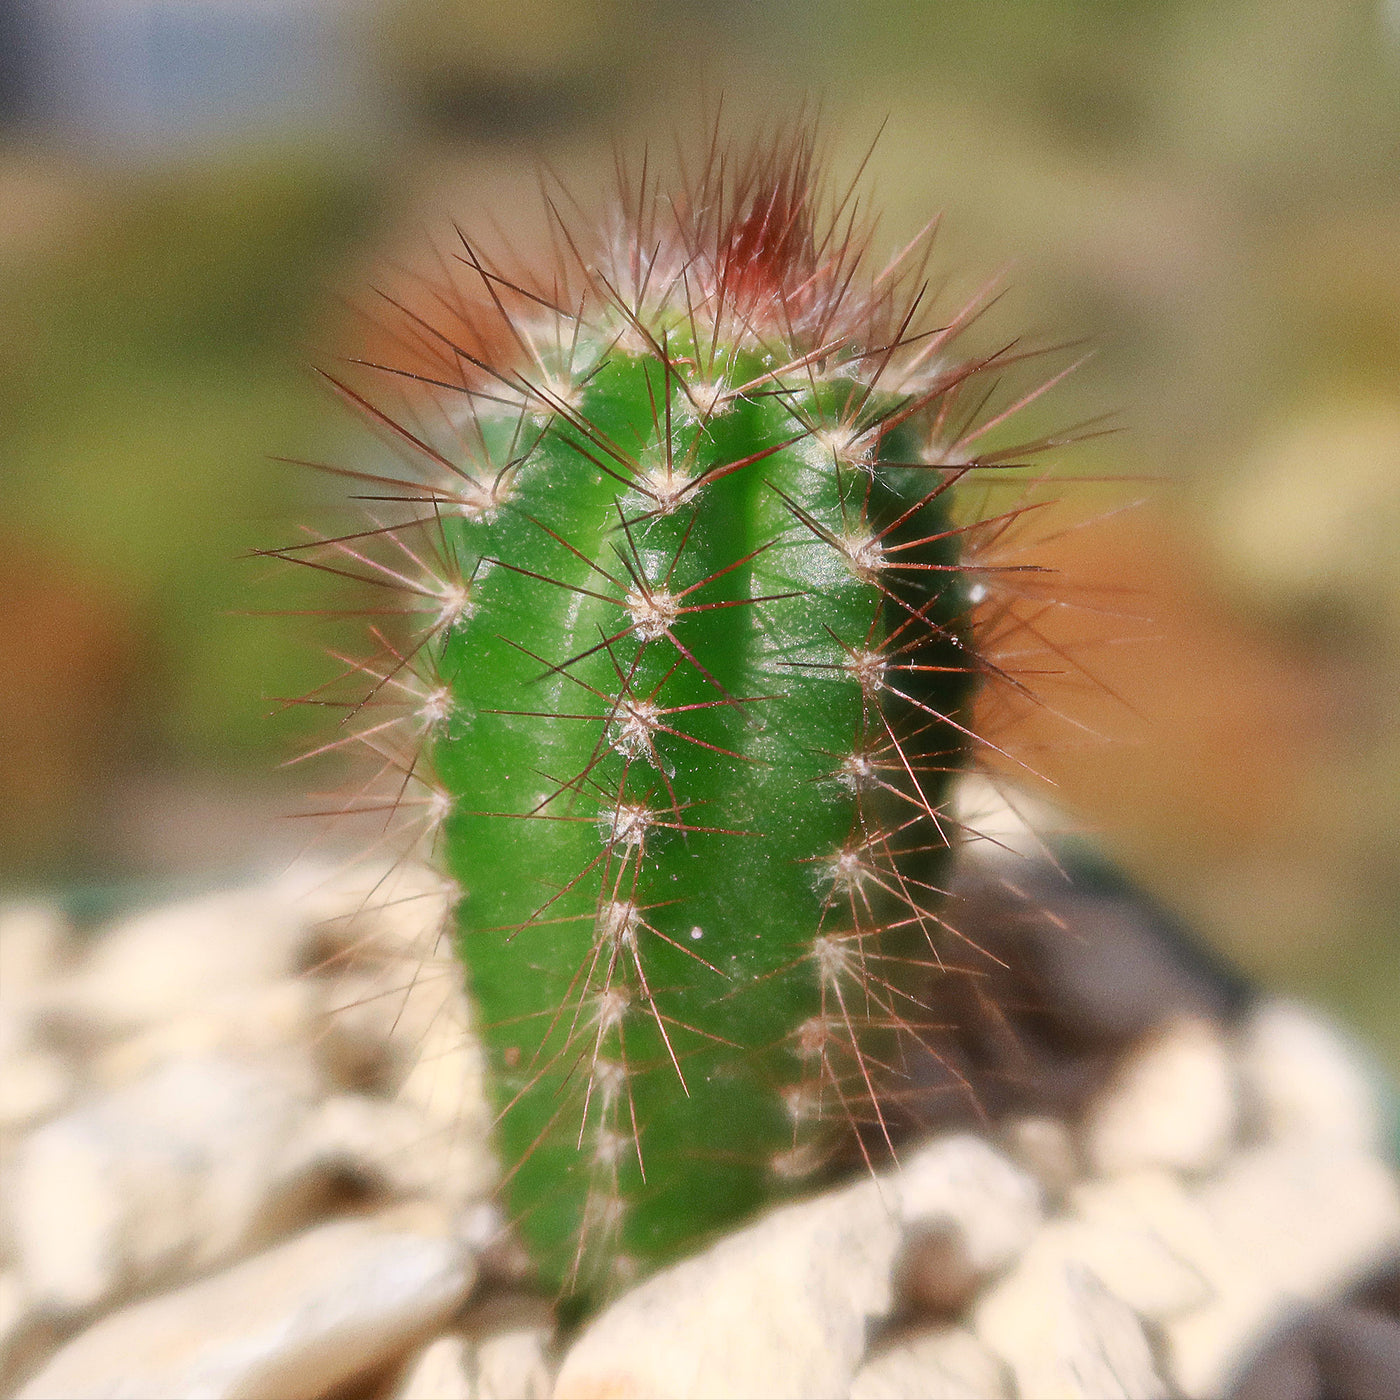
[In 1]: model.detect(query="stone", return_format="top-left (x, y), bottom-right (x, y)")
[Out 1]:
top-left (1024, 1216), bottom-right (1208, 1327)
top-left (894, 1222), bottom-right (983, 1319)
top-left (0, 903), bottom-right (69, 995)
top-left (280, 858), bottom-right (458, 965)
top-left (553, 1176), bottom-right (900, 1399)
top-left (0, 1035), bottom-right (72, 1136)
top-left (395, 1335), bottom-right (472, 1400)
top-left (474, 1325), bottom-right (553, 1399)
top-left (44, 889), bottom-right (306, 1046)
top-left (1236, 998), bottom-right (1388, 1152)
top-left (90, 982), bottom-right (317, 1089)
top-left (895, 1134), bottom-right (1043, 1277)
top-left (1082, 1015), bottom-right (1236, 1177)
top-left (16, 1207), bottom-right (475, 1400)
top-left (552, 1135), bottom-right (1038, 1400)
top-left (1000, 1115), bottom-right (1080, 1198)
top-left (973, 1250), bottom-right (1168, 1399)
top-left (11, 1053), bottom-right (337, 1315)
top-left (0, 904), bottom-right (76, 1136)
top-left (1064, 1172), bottom-right (1217, 1319)
top-left (0, 1270), bottom-right (39, 1384)
top-left (312, 947), bottom-right (493, 1212)
top-left (850, 1327), bottom-right (1009, 1399)
top-left (0, 1274), bottom-right (65, 1400)
top-left (1203, 1144), bottom-right (1400, 1295)
top-left (300, 1092), bottom-right (495, 1211)
top-left (950, 775), bottom-right (1054, 860)
top-left (1231, 1303), bottom-right (1400, 1400)
top-left (1165, 1145), bottom-right (1400, 1398)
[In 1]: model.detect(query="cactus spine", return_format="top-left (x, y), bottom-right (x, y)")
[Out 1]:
top-left (282, 129), bottom-right (1068, 1302)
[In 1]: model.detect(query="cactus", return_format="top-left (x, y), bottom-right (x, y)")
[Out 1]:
top-left (276, 126), bottom-right (1078, 1304)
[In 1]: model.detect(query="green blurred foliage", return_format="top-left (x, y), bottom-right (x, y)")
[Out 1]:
top-left (0, 151), bottom-right (379, 873)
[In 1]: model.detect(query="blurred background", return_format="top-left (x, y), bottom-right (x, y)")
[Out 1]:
top-left (1, 0), bottom-right (1397, 1072)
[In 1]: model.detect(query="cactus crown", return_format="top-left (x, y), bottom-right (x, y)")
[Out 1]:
top-left (276, 123), bottom-right (1077, 1305)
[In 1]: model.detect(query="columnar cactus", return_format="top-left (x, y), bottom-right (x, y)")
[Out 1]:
top-left (278, 127), bottom-right (1075, 1303)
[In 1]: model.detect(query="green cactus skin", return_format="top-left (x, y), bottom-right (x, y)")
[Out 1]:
top-left (281, 129), bottom-right (1068, 1304)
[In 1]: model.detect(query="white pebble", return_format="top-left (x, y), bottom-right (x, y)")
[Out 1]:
top-left (553, 1176), bottom-right (899, 1399)
top-left (0, 903), bottom-right (70, 995)
top-left (0, 904), bottom-right (75, 1135)
top-left (46, 890), bottom-right (306, 1044)
top-left (0, 1038), bottom-right (72, 1136)
top-left (1064, 1172), bottom-right (1217, 1319)
top-left (1166, 1145), bottom-right (1400, 1398)
top-left (16, 1206), bottom-right (475, 1400)
top-left (90, 981), bottom-right (316, 1088)
top-left (1082, 1016), bottom-right (1237, 1177)
top-left (0, 1269), bottom-right (36, 1382)
top-left (301, 1092), bottom-right (495, 1211)
top-left (850, 1327), bottom-right (1008, 1399)
top-left (1000, 1116), bottom-right (1080, 1197)
top-left (394, 1334), bottom-right (472, 1400)
top-left (553, 1134), bottom-right (1039, 1400)
top-left (973, 1251), bottom-right (1168, 1399)
top-left (474, 1325), bottom-right (553, 1399)
top-left (278, 858), bottom-right (457, 963)
top-left (1236, 997), bottom-right (1388, 1151)
top-left (896, 1134), bottom-right (1043, 1277)
top-left (12, 1054), bottom-right (322, 1315)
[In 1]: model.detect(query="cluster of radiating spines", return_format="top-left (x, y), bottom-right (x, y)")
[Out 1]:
top-left (276, 360), bottom-right (1062, 1037)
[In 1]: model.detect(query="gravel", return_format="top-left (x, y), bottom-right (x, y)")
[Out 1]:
top-left (1, 828), bottom-right (1396, 1400)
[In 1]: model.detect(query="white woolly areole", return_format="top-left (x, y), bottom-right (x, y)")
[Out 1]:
top-left (624, 586), bottom-right (680, 641)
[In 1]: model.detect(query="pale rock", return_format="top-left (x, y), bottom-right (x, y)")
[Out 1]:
top-left (1063, 1170), bottom-right (1256, 1399)
top-left (301, 1093), bottom-right (495, 1210)
top-left (895, 1135), bottom-right (1043, 1279)
top-left (1065, 1172), bottom-right (1216, 1318)
top-left (1202, 1143), bottom-right (1400, 1294)
top-left (1236, 998), bottom-right (1387, 1151)
top-left (0, 1271), bottom-right (23, 1345)
top-left (394, 1005), bottom-right (487, 1137)
top-left (10, 1052), bottom-right (486, 1319)
top-left (16, 1206), bottom-right (475, 1400)
top-left (0, 1269), bottom-right (34, 1377)
top-left (395, 1335), bottom-right (472, 1400)
top-left (1017, 1217), bottom-right (1207, 1329)
top-left (1083, 1016), bottom-right (1236, 1177)
top-left (973, 1250), bottom-right (1168, 1399)
top-left (312, 958), bottom-right (492, 1213)
top-left (313, 965), bottom-right (414, 1090)
top-left (850, 1327), bottom-right (1008, 1400)
top-left (0, 905), bottom-right (75, 1136)
top-left (384, 1012), bottom-right (492, 1217)
top-left (12, 1054), bottom-right (330, 1314)
top-left (0, 903), bottom-right (69, 995)
top-left (0, 1271), bottom-right (63, 1399)
top-left (0, 1037), bottom-right (72, 1135)
top-left (552, 1135), bottom-right (1038, 1400)
top-left (553, 1176), bottom-right (900, 1399)
top-left (314, 949), bottom-right (479, 1097)
top-left (90, 981), bottom-right (317, 1088)
top-left (951, 775), bottom-right (1057, 859)
top-left (45, 889), bottom-right (306, 1044)
top-left (1000, 1115), bottom-right (1080, 1197)
top-left (474, 1326), bottom-right (553, 1399)
top-left (1164, 1144), bottom-right (1400, 1398)
top-left (280, 858), bottom-right (457, 964)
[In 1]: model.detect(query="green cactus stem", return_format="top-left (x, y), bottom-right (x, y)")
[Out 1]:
top-left (278, 128), bottom-right (1071, 1303)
